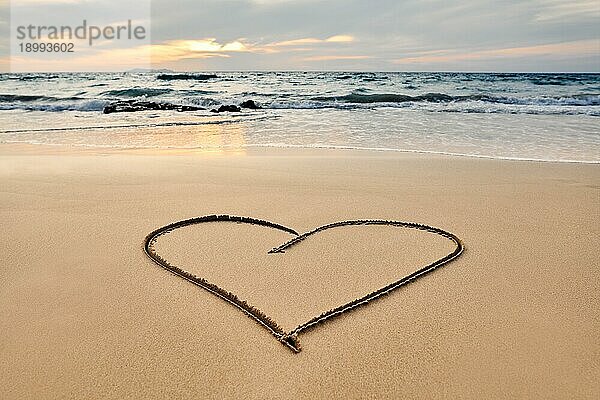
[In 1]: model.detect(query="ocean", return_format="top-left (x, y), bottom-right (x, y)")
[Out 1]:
top-left (0, 71), bottom-right (598, 162)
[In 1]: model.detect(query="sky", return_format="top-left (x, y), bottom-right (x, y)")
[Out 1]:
top-left (1, 0), bottom-right (599, 72)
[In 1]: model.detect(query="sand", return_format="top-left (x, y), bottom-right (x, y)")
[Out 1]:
top-left (0, 144), bottom-right (598, 399)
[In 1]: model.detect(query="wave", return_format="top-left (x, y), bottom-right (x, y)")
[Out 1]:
top-left (243, 144), bottom-right (599, 164)
top-left (179, 89), bottom-right (222, 95)
top-left (156, 73), bottom-right (218, 81)
top-left (101, 87), bottom-right (221, 99)
top-left (309, 92), bottom-right (600, 106)
top-left (0, 115), bottom-right (278, 135)
top-left (311, 92), bottom-right (452, 103)
top-left (0, 94), bottom-right (85, 102)
top-left (1, 86), bottom-right (598, 115)
top-left (463, 93), bottom-right (600, 106)
top-left (101, 88), bottom-right (174, 97)
top-left (0, 99), bottom-right (108, 112)
top-left (0, 74), bottom-right (62, 81)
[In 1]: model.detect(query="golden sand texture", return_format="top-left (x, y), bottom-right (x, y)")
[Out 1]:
top-left (0, 146), bottom-right (598, 399)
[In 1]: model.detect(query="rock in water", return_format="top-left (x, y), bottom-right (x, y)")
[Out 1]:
top-left (240, 99), bottom-right (261, 109)
top-left (103, 100), bottom-right (205, 114)
top-left (210, 105), bottom-right (241, 113)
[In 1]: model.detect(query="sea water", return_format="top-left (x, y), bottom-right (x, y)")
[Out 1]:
top-left (0, 72), bottom-right (598, 162)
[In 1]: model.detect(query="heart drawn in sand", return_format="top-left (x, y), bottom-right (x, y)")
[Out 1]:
top-left (143, 215), bottom-right (464, 353)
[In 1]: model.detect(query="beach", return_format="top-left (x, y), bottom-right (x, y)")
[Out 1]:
top-left (0, 144), bottom-right (598, 399)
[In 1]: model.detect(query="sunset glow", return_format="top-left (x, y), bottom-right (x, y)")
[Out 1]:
top-left (1, 0), bottom-right (598, 71)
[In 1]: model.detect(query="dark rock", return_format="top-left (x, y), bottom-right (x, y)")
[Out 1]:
top-left (239, 99), bottom-right (261, 109)
top-left (102, 100), bottom-right (204, 114)
top-left (210, 104), bottom-right (241, 113)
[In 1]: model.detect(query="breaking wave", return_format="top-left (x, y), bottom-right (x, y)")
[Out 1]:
top-left (310, 92), bottom-right (600, 106)
top-left (0, 94), bottom-right (85, 102)
top-left (101, 88), bottom-right (174, 97)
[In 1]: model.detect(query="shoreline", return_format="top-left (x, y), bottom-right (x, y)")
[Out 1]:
top-left (1, 141), bottom-right (599, 164)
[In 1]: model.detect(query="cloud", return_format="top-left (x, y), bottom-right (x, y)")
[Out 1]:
top-left (8, 0), bottom-right (86, 4)
top-left (393, 40), bottom-right (599, 64)
top-left (269, 38), bottom-right (323, 46)
top-left (268, 35), bottom-right (354, 47)
top-left (3, 0), bottom-right (599, 71)
top-left (182, 39), bottom-right (249, 53)
top-left (324, 35), bottom-right (354, 43)
top-left (8, 44), bottom-right (153, 71)
top-left (146, 34), bottom-right (355, 63)
top-left (303, 55), bottom-right (371, 61)
top-left (4, 30), bottom-right (359, 70)
top-left (149, 39), bottom-right (246, 62)
top-left (0, 55), bottom-right (8, 73)
top-left (534, 0), bottom-right (600, 22)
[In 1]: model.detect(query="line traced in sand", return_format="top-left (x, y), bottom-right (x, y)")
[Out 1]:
top-left (143, 215), bottom-right (464, 352)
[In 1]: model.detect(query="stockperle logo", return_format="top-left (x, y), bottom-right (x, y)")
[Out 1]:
top-left (10, 0), bottom-right (151, 72)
